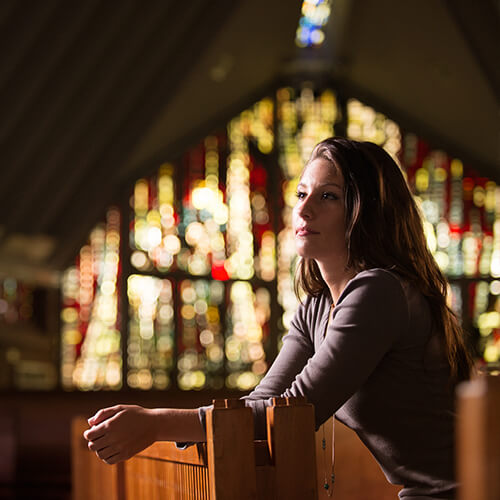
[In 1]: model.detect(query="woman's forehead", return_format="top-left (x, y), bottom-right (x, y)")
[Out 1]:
top-left (301, 158), bottom-right (343, 184)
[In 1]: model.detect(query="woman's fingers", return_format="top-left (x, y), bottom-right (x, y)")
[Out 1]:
top-left (87, 436), bottom-right (110, 453)
top-left (92, 440), bottom-right (130, 465)
top-left (101, 450), bottom-right (125, 465)
top-left (84, 405), bottom-right (127, 441)
top-left (83, 421), bottom-right (108, 442)
top-left (87, 405), bottom-right (124, 426)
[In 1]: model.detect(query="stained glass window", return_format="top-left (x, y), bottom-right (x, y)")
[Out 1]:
top-left (403, 134), bottom-right (497, 283)
top-left (180, 138), bottom-right (228, 277)
top-left (476, 279), bottom-right (500, 363)
top-left (61, 207), bottom-right (121, 390)
top-left (127, 275), bottom-right (174, 390)
top-left (130, 163), bottom-right (180, 273)
top-left (226, 100), bottom-right (275, 281)
top-left (399, 134), bottom-right (499, 364)
top-left (469, 185), bottom-right (500, 364)
top-left (125, 100), bottom-right (276, 391)
top-left (347, 98), bottom-right (402, 161)
top-left (61, 85), bottom-right (500, 391)
top-left (225, 282), bottom-right (271, 390)
top-left (295, 0), bottom-right (332, 48)
top-left (177, 279), bottom-right (225, 390)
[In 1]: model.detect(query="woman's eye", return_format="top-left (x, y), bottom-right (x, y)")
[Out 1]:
top-left (296, 191), bottom-right (306, 200)
top-left (322, 192), bottom-right (338, 200)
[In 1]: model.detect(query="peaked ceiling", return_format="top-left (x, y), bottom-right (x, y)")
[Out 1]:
top-left (0, 0), bottom-right (498, 284)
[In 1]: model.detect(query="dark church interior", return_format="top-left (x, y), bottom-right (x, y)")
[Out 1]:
top-left (0, 1), bottom-right (499, 499)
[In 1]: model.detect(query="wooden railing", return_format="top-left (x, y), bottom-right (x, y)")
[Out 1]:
top-left (72, 397), bottom-right (317, 500)
top-left (457, 374), bottom-right (500, 500)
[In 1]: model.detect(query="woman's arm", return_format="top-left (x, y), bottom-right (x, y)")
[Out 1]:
top-left (83, 405), bottom-right (205, 464)
top-left (280, 269), bottom-right (407, 425)
top-left (84, 297), bottom-right (317, 462)
top-left (244, 269), bottom-right (408, 433)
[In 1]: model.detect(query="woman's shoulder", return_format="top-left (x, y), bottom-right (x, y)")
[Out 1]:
top-left (353, 267), bottom-right (404, 283)
top-left (298, 268), bottom-right (413, 323)
top-left (342, 267), bottom-right (407, 298)
top-left (340, 268), bottom-right (432, 327)
top-left (302, 268), bottom-right (407, 308)
top-left (336, 267), bottom-right (414, 318)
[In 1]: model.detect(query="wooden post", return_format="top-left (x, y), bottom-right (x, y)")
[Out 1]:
top-left (267, 396), bottom-right (318, 500)
top-left (71, 417), bottom-right (124, 500)
top-left (206, 399), bottom-right (257, 500)
top-left (457, 375), bottom-right (500, 500)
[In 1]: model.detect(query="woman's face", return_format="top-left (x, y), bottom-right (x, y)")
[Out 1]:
top-left (292, 157), bottom-right (348, 265)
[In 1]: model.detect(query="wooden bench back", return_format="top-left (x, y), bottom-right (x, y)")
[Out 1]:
top-left (457, 375), bottom-right (500, 500)
top-left (72, 397), bottom-right (317, 500)
top-left (71, 417), bottom-right (124, 500)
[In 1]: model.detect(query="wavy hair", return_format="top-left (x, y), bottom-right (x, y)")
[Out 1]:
top-left (295, 137), bottom-right (473, 383)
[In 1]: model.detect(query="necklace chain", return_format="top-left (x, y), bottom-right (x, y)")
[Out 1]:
top-left (321, 422), bottom-right (335, 496)
top-left (321, 303), bottom-right (336, 496)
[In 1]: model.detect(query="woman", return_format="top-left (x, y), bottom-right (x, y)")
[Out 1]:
top-left (84, 137), bottom-right (473, 499)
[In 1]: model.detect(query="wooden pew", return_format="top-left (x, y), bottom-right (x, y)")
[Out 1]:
top-left (71, 417), bottom-right (124, 500)
top-left (456, 375), bottom-right (500, 500)
top-left (72, 396), bottom-right (317, 500)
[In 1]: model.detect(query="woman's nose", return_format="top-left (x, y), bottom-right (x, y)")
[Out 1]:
top-left (297, 197), bottom-right (314, 219)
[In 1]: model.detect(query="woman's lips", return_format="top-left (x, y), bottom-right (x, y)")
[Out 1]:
top-left (296, 228), bottom-right (320, 236)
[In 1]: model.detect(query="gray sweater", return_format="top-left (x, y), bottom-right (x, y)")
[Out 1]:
top-left (242, 268), bottom-right (457, 500)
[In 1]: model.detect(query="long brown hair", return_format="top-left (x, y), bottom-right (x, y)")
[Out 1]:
top-left (295, 137), bottom-right (473, 383)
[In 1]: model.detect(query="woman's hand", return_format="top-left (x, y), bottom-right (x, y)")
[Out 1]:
top-left (83, 404), bottom-right (157, 465)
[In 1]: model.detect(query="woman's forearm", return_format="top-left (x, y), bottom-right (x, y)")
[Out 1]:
top-left (84, 404), bottom-right (206, 464)
top-left (150, 407), bottom-right (205, 443)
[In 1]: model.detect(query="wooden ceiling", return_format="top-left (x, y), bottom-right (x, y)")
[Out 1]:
top-left (0, 0), bottom-right (498, 282)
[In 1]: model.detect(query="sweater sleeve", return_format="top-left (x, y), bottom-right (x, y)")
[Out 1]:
top-left (242, 269), bottom-right (408, 437)
top-left (241, 295), bottom-right (316, 437)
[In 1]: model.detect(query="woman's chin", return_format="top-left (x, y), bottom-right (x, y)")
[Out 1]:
top-left (294, 246), bottom-right (309, 258)
top-left (295, 247), bottom-right (318, 260)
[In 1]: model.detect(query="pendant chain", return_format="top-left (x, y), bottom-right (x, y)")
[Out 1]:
top-left (321, 423), bottom-right (335, 496)
top-left (321, 302), bottom-right (336, 496)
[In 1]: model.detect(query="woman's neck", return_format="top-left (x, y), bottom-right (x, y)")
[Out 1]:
top-left (316, 261), bottom-right (357, 305)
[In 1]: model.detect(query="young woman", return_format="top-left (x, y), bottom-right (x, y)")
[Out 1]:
top-left (84, 137), bottom-right (473, 499)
